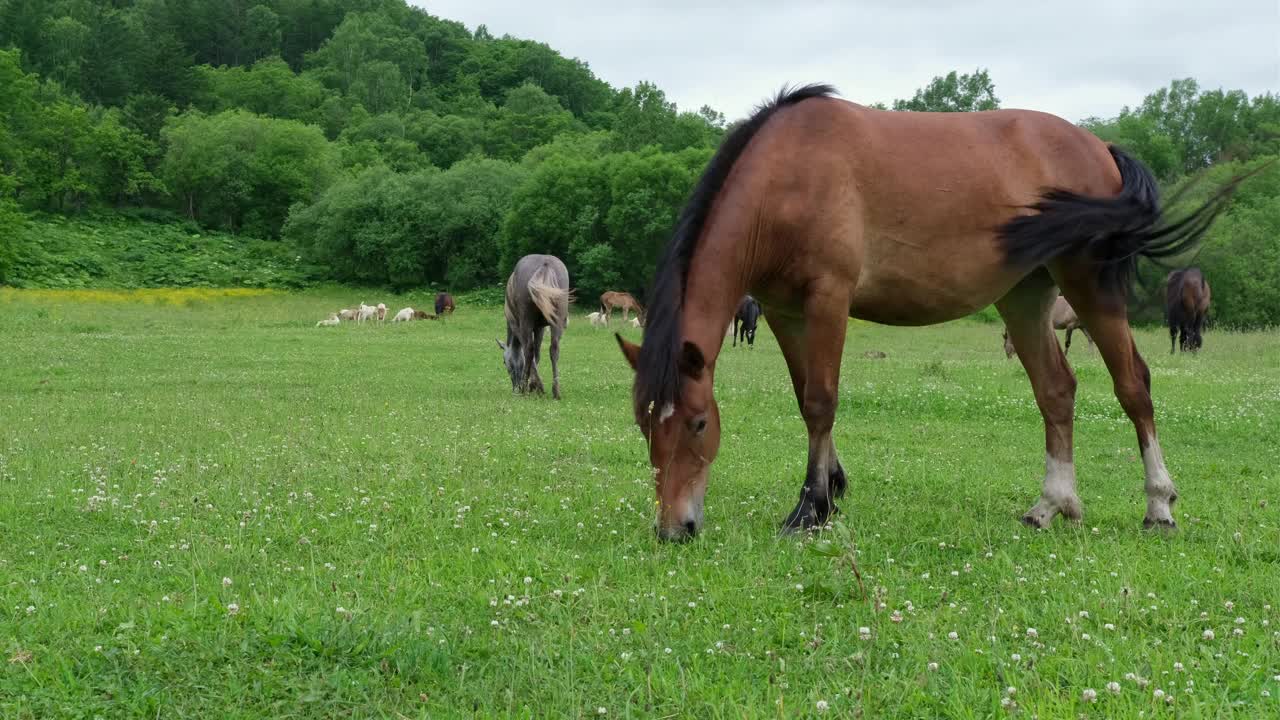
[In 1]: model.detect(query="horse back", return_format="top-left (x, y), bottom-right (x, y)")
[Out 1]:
top-left (507, 254), bottom-right (569, 332)
top-left (701, 98), bottom-right (1122, 325)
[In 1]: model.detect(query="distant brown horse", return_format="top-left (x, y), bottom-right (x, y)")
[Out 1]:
top-left (1003, 295), bottom-right (1091, 358)
top-left (600, 291), bottom-right (644, 325)
top-left (614, 84), bottom-right (1250, 542)
top-left (435, 292), bottom-right (455, 316)
top-left (1166, 268), bottom-right (1211, 353)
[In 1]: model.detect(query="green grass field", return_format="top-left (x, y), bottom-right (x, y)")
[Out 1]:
top-left (2, 289), bottom-right (1278, 718)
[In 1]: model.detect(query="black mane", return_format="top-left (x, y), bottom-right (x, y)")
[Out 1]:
top-left (632, 83), bottom-right (837, 422)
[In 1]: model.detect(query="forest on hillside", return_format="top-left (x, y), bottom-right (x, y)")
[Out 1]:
top-left (1, 0), bottom-right (1278, 325)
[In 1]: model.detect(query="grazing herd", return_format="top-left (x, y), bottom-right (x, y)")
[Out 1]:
top-left (302, 84), bottom-right (1247, 546)
top-left (316, 293), bottom-right (455, 327)
top-left (494, 255), bottom-right (772, 403)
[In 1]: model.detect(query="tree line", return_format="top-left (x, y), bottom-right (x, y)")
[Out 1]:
top-left (1, 3), bottom-right (1277, 325)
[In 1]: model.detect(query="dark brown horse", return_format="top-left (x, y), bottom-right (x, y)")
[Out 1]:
top-left (1166, 268), bottom-right (1211, 353)
top-left (733, 295), bottom-right (762, 348)
top-left (615, 84), bottom-right (1249, 542)
top-left (435, 292), bottom-right (455, 316)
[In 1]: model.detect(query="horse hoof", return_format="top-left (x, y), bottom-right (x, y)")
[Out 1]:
top-left (780, 509), bottom-right (818, 534)
top-left (1142, 517), bottom-right (1177, 532)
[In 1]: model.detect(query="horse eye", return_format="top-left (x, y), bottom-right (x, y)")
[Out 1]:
top-left (690, 416), bottom-right (708, 435)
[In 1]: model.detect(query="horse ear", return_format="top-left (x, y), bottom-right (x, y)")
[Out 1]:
top-left (615, 333), bottom-right (640, 371)
top-left (678, 341), bottom-right (705, 378)
top-left (495, 338), bottom-right (506, 351)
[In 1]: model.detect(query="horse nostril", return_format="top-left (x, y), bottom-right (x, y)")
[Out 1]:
top-left (684, 520), bottom-right (698, 536)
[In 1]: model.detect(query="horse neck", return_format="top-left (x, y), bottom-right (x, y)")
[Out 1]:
top-left (680, 236), bottom-right (749, 368)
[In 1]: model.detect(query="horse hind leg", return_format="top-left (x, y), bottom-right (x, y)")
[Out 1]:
top-left (1056, 269), bottom-right (1178, 530)
top-left (997, 272), bottom-right (1081, 528)
top-left (770, 286), bottom-right (851, 533)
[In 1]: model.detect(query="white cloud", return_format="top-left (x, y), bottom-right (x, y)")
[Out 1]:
top-left (410, 1), bottom-right (1279, 121)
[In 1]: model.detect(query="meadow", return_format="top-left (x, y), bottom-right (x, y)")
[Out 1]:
top-left (1, 289), bottom-right (1278, 719)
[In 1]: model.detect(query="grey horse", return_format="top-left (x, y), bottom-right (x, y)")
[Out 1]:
top-left (496, 254), bottom-right (570, 399)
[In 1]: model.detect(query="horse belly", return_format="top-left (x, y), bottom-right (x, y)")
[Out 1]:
top-left (848, 233), bottom-right (1019, 326)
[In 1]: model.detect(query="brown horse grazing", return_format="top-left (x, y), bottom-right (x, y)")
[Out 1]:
top-left (435, 292), bottom-right (455, 316)
top-left (1003, 295), bottom-right (1091, 358)
top-left (600, 291), bottom-right (644, 325)
top-left (1166, 268), bottom-right (1211, 353)
top-left (614, 84), bottom-right (1250, 542)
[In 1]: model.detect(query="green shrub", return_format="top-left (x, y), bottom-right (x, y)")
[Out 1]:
top-left (7, 214), bottom-right (312, 289)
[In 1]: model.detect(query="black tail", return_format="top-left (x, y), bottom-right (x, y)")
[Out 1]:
top-left (999, 146), bottom-right (1254, 296)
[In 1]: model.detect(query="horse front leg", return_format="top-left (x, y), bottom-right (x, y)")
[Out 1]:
top-left (768, 289), bottom-right (851, 533)
top-left (525, 328), bottom-right (545, 395)
top-left (549, 325), bottom-right (562, 400)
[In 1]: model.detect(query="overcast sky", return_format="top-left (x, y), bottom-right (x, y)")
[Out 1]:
top-left (410, 1), bottom-right (1279, 122)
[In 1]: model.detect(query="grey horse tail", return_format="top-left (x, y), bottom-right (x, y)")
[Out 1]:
top-left (527, 265), bottom-right (570, 329)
